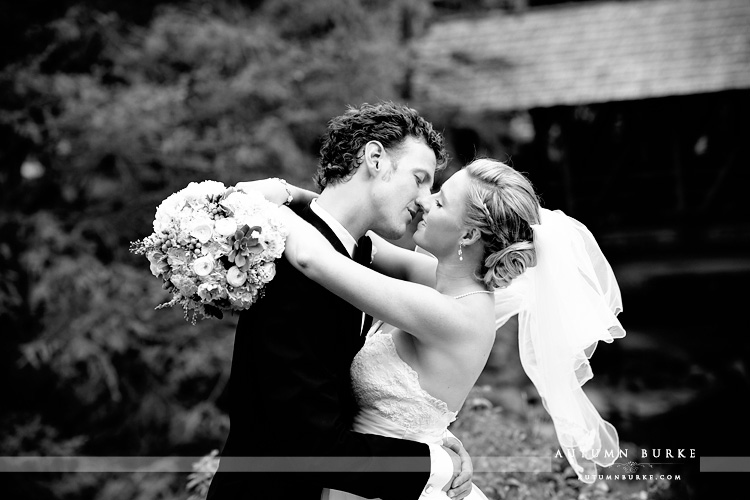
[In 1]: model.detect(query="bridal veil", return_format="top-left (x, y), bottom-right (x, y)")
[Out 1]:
top-left (494, 207), bottom-right (626, 483)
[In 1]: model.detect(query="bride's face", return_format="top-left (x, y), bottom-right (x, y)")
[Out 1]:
top-left (413, 169), bottom-right (470, 258)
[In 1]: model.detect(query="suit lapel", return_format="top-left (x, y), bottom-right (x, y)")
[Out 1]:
top-left (298, 203), bottom-right (371, 344)
top-left (298, 203), bottom-right (351, 258)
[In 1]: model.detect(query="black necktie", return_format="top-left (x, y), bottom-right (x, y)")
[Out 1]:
top-left (353, 235), bottom-right (374, 335)
top-left (353, 235), bottom-right (372, 266)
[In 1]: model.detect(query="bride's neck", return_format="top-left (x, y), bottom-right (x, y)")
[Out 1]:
top-left (434, 260), bottom-right (485, 296)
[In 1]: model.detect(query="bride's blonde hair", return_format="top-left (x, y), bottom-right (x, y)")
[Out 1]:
top-left (464, 159), bottom-right (540, 289)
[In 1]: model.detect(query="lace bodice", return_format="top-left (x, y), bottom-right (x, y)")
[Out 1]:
top-left (349, 326), bottom-right (457, 443)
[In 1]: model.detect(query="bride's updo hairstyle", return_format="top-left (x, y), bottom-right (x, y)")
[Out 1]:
top-left (464, 159), bottom-right (540, 289)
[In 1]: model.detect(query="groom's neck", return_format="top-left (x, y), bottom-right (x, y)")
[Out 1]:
top-left (316, 184), bottom-right (371, 240)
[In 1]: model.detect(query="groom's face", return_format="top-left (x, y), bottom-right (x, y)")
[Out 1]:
top-left (369, 137), bottom-right (437, 239)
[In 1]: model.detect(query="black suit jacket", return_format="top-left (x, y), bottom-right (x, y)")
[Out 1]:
top-left (207, 203), bottom-right (432, 500)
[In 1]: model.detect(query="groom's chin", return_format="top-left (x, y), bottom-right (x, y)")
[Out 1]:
top-left (374, 224), bottom-right (405, 241)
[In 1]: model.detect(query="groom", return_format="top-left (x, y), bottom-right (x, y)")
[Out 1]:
top-left (207, 102), bottom-right (472, 500)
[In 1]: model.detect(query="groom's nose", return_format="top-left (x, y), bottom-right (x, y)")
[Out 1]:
top-left (415, 196), bottom-right (430, 213)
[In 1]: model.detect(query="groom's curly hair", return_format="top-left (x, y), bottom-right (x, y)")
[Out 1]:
top-left (315, 101), bottom-right (448, 190)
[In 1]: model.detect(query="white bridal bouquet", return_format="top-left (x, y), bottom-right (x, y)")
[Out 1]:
top-left (130, 180), bottom-right (287, 322)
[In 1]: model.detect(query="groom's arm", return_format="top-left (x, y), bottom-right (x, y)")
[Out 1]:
top-left (284, 391), bottom-right (459, 499)
top-left (253, 317), bottom-right (465, 499)
top-left (322, 435), bottom-right (457, 500)
top-left (324, 437), bottom-right (457, 499)
top-left (313, 423), bottom-right (471, 499)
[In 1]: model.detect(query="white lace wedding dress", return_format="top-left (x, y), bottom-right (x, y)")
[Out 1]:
top-left (322, 323), bottom-right (489, 500)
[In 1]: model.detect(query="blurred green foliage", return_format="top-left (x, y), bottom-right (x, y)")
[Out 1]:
top-left (0, 1), bottom-right (433, 498)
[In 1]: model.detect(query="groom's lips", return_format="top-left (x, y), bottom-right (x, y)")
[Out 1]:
top-left (407, 208), bottom-right (417, 220)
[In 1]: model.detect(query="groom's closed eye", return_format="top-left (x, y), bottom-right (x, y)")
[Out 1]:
top-left (415, 169), bottom-right (434, 187)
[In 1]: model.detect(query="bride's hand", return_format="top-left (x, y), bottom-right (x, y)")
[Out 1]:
top-left (235, 179), bottom-right (289, 206)
top-left (235, 178), bottom-right (319, 208)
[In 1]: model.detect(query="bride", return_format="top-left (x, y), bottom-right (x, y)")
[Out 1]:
top-left (265, 158), bottom-right (624, 499)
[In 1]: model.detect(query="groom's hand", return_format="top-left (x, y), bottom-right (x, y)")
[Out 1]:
top-left (442, 436), bottom-right (473, 499)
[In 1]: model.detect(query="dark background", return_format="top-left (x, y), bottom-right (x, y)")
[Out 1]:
top-left (1, 1), bottom-right (747, 498)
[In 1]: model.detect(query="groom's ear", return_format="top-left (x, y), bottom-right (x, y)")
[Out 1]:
top-left (363, 140), bottom-right (385, 178)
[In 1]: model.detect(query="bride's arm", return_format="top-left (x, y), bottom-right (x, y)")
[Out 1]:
top-left (368, 232), bottom-right (438, 287)
top-left (279, 207), bottom-right (492, 343)
top-left (237, 178), bottom-right (437, 285)
top-left (235, 178), bottom-right (318, 209)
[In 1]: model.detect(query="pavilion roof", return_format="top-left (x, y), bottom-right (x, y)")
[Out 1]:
top-left (413, 0), bottom-right (750, 111)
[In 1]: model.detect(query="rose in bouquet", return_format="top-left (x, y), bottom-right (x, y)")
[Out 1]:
top-left (130, 180), bottom-right (287, 322)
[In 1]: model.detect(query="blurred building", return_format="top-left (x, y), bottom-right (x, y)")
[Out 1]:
top-left (413, 0), bottom-right (750, 258)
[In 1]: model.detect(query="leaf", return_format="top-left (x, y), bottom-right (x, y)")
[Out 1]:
top-left (203, 304), bottom-right (223, 319)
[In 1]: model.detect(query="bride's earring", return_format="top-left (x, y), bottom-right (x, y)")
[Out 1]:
top-left (458, 243), bottom-right (463, 261)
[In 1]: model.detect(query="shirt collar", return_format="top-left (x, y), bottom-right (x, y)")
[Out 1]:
top-left (310, 199), bottom-right (357, 258)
